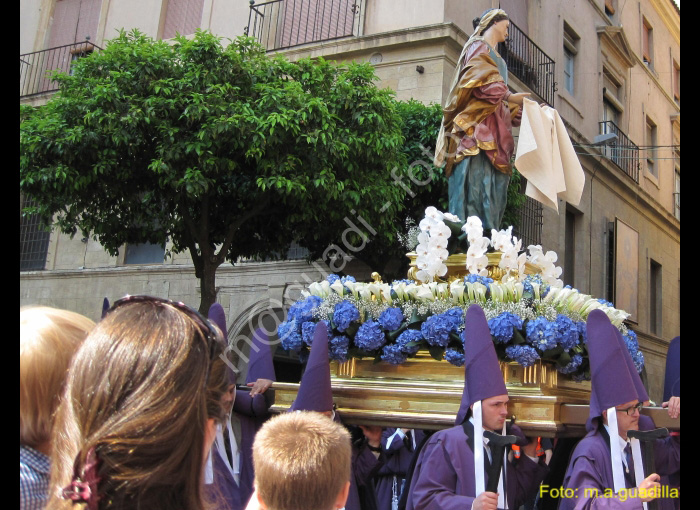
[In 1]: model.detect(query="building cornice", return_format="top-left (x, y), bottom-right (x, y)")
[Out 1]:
top-left (651, 0), bottom-right (680, 45)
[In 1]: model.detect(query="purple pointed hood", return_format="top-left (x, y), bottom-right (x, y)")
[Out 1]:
top-left (663, 336), bottom-right (680, 402)
top-left (290, 321), bottom-right (333, 412)
top-left (455, 304), bottom-right (507, 425)
top-left (245, 328), bottom-right (277, 384)
top-left (101, 298), bottom-right (110, 319)
top-left (614, 327), bottom-right (649, 403)
top-left (208, 303), bottom-right (236, 385)
top-left (208, 303), bottom-right (227, 337)
top-left (586, 310), bottom-right (637, 425)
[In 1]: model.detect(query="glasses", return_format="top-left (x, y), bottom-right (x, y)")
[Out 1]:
top-left (615, 402), bottom-right (643, 416)
top-left (106, 295), bottom-right (226, 364)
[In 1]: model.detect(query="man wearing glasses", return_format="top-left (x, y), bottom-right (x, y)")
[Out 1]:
top-left (560, 311), bottom-right (680, 509)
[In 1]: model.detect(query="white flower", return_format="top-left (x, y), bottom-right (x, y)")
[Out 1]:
top-left (443, 212), bottom-right (460, 222)
top-left (329, 280), bottom-right (345, 297)
top-left (419, 217), bottom-right (438, 232)
top-left (417, 232), bottom-right (430, 245)
top-left (425, 206), bottom-right (445, 222)
top-left (465, 216), bottom-right (483, 232)
top-left (415, 286), bottom-right (436, 300)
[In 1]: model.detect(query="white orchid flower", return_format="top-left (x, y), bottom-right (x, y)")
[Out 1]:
top-left (443, 212), bottom-right (460, 222)
top-left (425, 206), bottom-right (445, 222)
top-left (464, 216), bottom-right (483, 232)
top-left (419, 217), bottom-right (438, 232)
top-left (417, 232), bottom-right (430, 245)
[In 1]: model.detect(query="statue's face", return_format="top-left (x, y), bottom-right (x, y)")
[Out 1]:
top-left (491, 19), bottom-right (510, 43)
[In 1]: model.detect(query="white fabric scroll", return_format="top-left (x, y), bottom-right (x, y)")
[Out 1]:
top-left (606, 408), bottom-right (627, 494)
top-left (514, 98), bottom-right (585, 212)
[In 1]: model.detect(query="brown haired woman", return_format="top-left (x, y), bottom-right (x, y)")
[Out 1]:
top-left (48, 296), bottom-right (229, 510)
top-left (21, 306), bottom-right (95, 510)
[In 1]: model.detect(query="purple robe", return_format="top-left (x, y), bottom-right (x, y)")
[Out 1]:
top-left (405, 424), bottom-right (548, 510)
top-left (205, 448), bottom-right (243, 510)
top-left (347, 440), bottom-right (381, 510)
top-left (561, 420), bottom-right (680, 510)
top-left (232, 389), bottom-right (273, 506)
top-left (375, 428), bottom-right (426, 510)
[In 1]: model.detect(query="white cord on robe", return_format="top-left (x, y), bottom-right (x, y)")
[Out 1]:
top-left (215, 418), bottom-right (240, 485)
top-left (204, 426), bottom-right (216, 485)
top-left (473, 401), bottom-right (485, 497)
top-left (629, 437), bottom-right (647, 510)
top-left (606, 407), bottom-right (626, 493)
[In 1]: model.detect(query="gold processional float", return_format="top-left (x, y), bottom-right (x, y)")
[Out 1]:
top-left (269, 252), bottom-right (678, 437)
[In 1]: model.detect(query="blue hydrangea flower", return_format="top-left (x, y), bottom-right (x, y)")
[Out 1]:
top-left (329, 335), bottom-right (350, 362)
top-left (488, 312), bottom-right (523, 343)
top-left (557, 354), bottom-right (583, 374)
top-left (505, 345), bottom-right (540, 367)
top-left (302, 319), bottom-right (329, 347)
top-left (288, 295), bottom-right (323, 324)
top-left (465, 274), bottom-right (494, 286)
top-left (327, 274), bottom-right (340, 284)
top-left (278, 319), bottom-right (302, 352)
top-left (597, 298), bottom-right (615, 307)
top-left (443, 307), bottom-right (465, 331)
top-left (301, 321), bottom-right (317, 346)
top-left (525, 317), bottom-right (558, 351)
top-left (577, 321), bottom-right (587, 344)
top-left (378, 307), bottom-right (404, 331)
top-left (392, 279), bottom-right (416, 285)
top-left (333, 300), bottom-right (360, 332)
top-left (396, 329), bottom-right (423, 355)
top-left (445, 348), bottom-right (465, 367)
top-left (624, 330), bottom-right (639, 351)
top-left (341, 275), bottom-right (356, 284)
top-left (555, 314), bottom-right (579, 351)
top-left (354, 320), bottom-right (386, 351)
top-left (421, 314), bottom-right (454, 347)
top-left (381, 344), bottom-right (407, 365)
top-left (632, 350), bottom-right (645, 373)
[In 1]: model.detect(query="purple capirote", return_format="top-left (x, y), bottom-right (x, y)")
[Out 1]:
top-left (208, 303), bottom-right (236, 385)
top-left (290, 321), bottom-right (333, 412)
top-left (585, 309), bottom-right (637, 424)
top-left (454, 304), bottom-right (508, 425)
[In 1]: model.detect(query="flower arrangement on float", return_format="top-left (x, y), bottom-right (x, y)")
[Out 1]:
top-left (278, 207), bottom-right (642, 381)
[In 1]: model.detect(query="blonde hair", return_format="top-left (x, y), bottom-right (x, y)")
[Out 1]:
top-left (20, 306), bottom-right (95, 448)
top-left (49, 299), bottom-right (228, 510)
top-left (253, 412), bottom-right (351, 510)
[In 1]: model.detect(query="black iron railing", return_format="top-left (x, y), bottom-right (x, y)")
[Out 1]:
top-left (20, 195), bottom-right (51, 271)
top-left (513, 195), bottom-right (543, 248)
top-left (20, 40), bottom-right (101, 99)
top-left (246, 0), bottom-right (362, 51)
top-left (598, 120), bottom-right (640, 183)
top-left (499, 22), bottom-right (556, 106)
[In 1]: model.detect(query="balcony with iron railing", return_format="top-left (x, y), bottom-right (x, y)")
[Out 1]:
top-left (598, 120), bottom-right (640, 183)
top-left (498, 22), bottom-right (556, 106)
top-left (246, 0), bottom-right (362, 51)
top-left (20, 40), bottom-right (101, 99)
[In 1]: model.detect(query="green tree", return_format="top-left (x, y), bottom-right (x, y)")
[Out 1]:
top-left (20, 30), bottom-right (406, 312)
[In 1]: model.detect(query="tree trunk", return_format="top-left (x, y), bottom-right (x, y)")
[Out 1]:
top-left (198, 257), bottom-right (220, 315)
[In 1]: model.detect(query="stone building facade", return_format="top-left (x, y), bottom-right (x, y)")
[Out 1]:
top-left (21, 0), bottom-right (679, 399)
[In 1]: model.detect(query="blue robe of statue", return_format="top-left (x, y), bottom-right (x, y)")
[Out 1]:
top-left (405, 423), bottom-right (548, 510)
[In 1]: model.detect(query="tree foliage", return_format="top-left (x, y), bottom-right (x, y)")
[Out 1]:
top-left (20, 30), bottom-right (407, 312)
